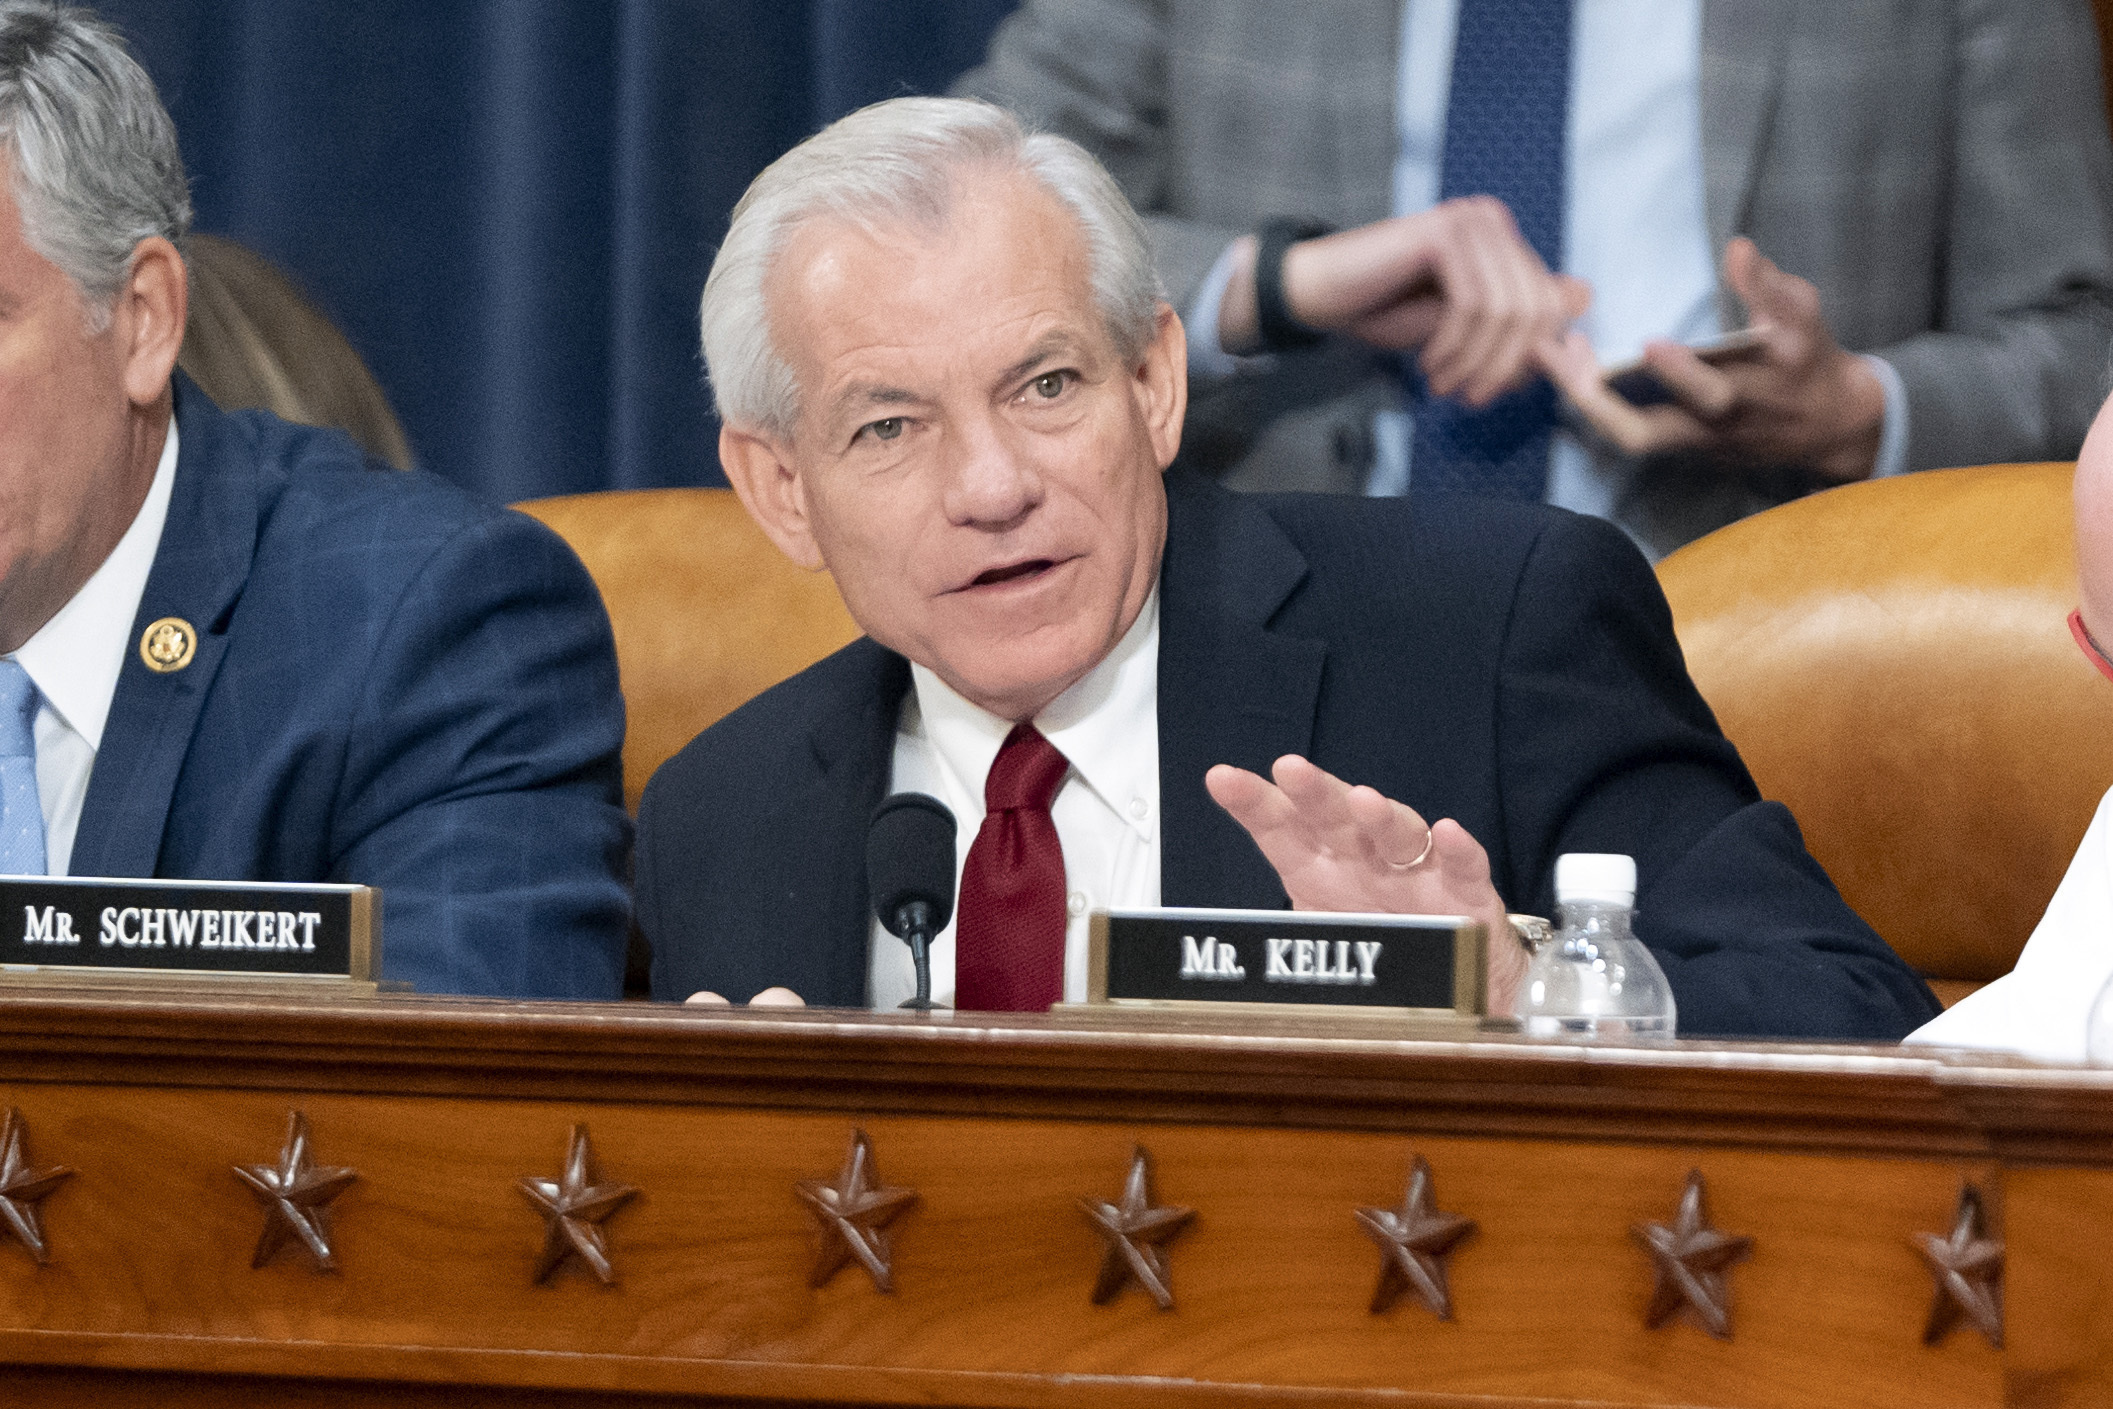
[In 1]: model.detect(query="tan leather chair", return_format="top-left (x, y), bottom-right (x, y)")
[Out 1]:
top-left (1657, 462), bottom-right (2113, 1007)
top-left (516, 488), bottom-right (861, 813)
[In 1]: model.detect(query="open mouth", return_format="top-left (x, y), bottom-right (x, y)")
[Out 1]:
top-left (968, 558), bottom-right (1056, 588)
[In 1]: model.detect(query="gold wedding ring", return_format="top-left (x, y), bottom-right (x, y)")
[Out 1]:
top-left (1387, 828), bottom-right (1436, 871)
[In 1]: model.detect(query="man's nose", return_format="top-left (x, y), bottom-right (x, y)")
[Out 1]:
top-left (941, 417), bottom-right (1042, 529)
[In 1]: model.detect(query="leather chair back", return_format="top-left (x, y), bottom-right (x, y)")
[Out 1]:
top-left (516, 488), bottom-right (862, 813)
top-left (1657, 462), bottom-right (2113, 1006)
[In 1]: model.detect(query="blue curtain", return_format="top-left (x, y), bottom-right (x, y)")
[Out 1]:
top-left (96, 1), bottom-right (1018, 502)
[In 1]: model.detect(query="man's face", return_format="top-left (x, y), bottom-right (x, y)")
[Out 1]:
top-left (0, 160), bottom-right (144, 649)
top-left (729, 169), bottom-right (1185, 721)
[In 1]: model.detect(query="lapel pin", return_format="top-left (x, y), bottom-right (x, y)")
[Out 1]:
top-left (138, 616), bottom-right (197, 674)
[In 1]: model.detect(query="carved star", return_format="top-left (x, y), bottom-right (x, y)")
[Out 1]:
top-left (232, 1111), bottom-right (358, 1272)
top-left (1356, 1154), bottom-right (1476, 1319)
top-left (796, 1128), bottom-right (919, 1292)
top-left (1081, 1146), bottom-right (1195, 1310)
top-left (518, 1124), bottom-right (638, 1285)
top-left (0, 1107), bottom-right (71, 1265)
top-left (1914, 1184), bottom-right (2003, 1348)
top-left (1633, 1169), bottom-right (1753, 1339)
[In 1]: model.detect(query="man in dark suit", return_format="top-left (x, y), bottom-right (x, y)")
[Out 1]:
top-left (639, 95), bottom-right (1937, 1039)
top-left (0, 4), bottom-right (628, 997)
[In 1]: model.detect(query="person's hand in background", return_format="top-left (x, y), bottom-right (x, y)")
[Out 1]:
top-left (1540, 237), bottom-right (1885, 482)
top-left (1217, 198), bottom-right (1590, 408)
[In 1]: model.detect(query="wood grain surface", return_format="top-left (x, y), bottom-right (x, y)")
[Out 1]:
top-left (0, 991), bottom-right (2102, 1408)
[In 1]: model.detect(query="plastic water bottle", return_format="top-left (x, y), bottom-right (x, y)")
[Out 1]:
top-left (1516, 853), bottom-right (1677, 1040)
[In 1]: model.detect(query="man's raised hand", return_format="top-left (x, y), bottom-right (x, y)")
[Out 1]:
top-left (1204, 755), bottom-right (1525, 1012)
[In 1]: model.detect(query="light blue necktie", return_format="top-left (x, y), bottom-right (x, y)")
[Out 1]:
top-left (1410, 0), bottom-right (1574, 500)
top-left (0, 659), bottom-right (47, 876)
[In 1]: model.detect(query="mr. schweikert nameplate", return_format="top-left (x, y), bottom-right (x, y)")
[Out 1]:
top-left (0, 875), bottom-right (376, 986)
top-left (1086, 907), bottom-right (1487, 1018)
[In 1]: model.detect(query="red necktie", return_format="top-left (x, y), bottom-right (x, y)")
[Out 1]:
top-left (955, 723), bottom-right (1071, 1011)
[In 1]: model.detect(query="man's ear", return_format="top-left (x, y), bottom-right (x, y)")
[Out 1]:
top-left (116, 236), bottom-right (186, 409)
top-left (1134, 301), bottom-right (1188, 470)
top-left (718, 423), bottom-right (827, 571)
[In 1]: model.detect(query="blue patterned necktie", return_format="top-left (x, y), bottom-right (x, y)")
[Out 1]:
top-left (1410, 0), bottom-right (1574, 500)
top-left (0, 659), bottom-right (44, 875)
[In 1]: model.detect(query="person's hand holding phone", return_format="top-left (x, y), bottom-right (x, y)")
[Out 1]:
top-left (1537, 237), bottom-right (1887, 482)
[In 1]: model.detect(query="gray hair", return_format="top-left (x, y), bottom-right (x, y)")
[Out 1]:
top-left (700, 96), bottom-right (1163, 438)
top-left (0, 2), bottom-right (189, 328)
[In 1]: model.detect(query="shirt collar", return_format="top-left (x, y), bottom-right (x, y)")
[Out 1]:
top-left (909, 588), bottom-right (1161, 839)
top-left (12, 419), bottom-right (179, 750)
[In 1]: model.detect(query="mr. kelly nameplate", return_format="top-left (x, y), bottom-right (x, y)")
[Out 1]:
top-left (1086, 907), bottom-right (1487, 1019)
top-left (0, 875), bottom-right (376, 986)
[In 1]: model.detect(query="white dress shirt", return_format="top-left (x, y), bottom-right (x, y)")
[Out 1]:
top-left (1187, 0), bottom-right (1908, 540)
top-left (7, 421), bottom-right (178, 875)
top-left (868, 590), bottom-right (1161, 1009)
top-left (1904, 787), bottom-right (2113, 1064)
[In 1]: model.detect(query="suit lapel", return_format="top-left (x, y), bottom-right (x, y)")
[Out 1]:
top-left (782, 640), bottom-right (908, 1006)
top-left (1156, 473), bottom-right (1325, 911)
top-left (70, 379), bottom-right (256, 878)
top-left (1700, 0), bottom-right (1793, 319)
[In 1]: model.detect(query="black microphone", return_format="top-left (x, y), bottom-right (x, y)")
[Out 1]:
top-left (866, 792), bottom-right (957, 1011)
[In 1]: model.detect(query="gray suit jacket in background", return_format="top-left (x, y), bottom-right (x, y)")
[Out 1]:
top-left (959, 0), bottom-right (2113, 554)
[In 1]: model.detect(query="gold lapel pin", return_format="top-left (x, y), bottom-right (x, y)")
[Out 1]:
top-left (139, 616), bottom-right (197, 673)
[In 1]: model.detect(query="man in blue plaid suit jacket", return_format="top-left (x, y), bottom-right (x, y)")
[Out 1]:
top-left (59, 376), bottom-right (633, 999)
top-left (0, 6), bottom-right (629, 999)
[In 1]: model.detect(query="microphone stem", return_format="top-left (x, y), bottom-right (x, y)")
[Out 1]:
top-left (897, 899), bottom-right (937, 1010)
top-left (906, 930), bottom-right (934, 1010)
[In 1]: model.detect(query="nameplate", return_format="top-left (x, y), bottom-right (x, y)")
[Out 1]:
top-left (0, 875), bottom-right (376, 984)
top-left (1086, 907), bottom-right (1486, 1018)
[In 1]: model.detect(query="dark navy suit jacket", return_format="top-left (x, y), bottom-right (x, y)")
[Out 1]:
top-left (68, 378), bottom-right (631, 998)
top-left (637, 470), bottom-right (1940, 1039)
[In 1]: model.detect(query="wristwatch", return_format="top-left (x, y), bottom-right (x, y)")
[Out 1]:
top-left (1253, 217), bottom-right (1334, 352)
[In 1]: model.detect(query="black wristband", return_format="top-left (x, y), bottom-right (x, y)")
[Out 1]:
top-left (1253, 217), bottom-right (1334, 352)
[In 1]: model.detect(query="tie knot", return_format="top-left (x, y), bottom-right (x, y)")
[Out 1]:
top-left (984, 723), bottom-right (1069, 814)
top-left (0, 660), bottom-right (35, 759)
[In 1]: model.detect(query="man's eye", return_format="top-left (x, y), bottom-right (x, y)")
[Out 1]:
top-left (1031, 372), bottom-right (1068, 399)
top-left (863, 417), bottom-right (904, 441)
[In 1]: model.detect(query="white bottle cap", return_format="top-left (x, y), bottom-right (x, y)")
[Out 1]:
top-left (1554, 853), bottom-right (1636, 907)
